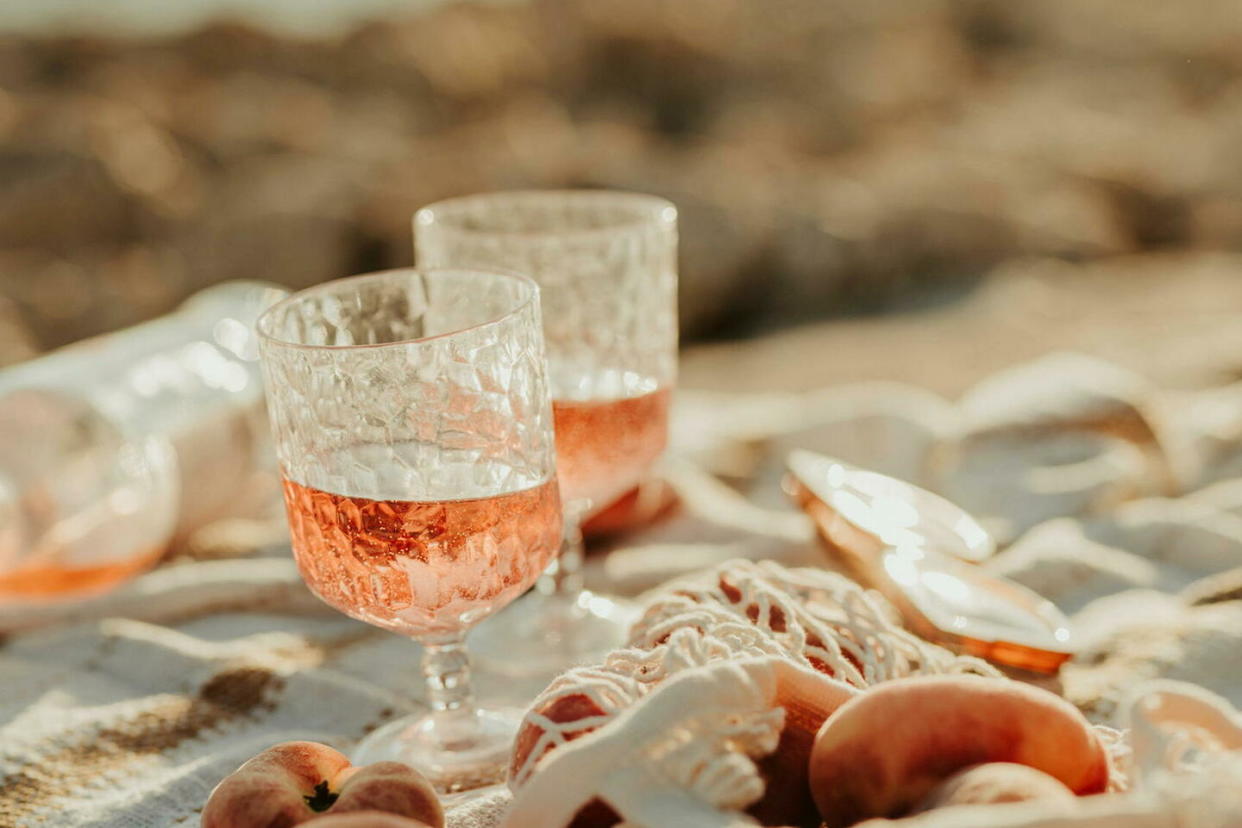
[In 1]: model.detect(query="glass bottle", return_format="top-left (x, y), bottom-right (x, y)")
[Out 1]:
top-left (0, 281), bottom-right (288, 603)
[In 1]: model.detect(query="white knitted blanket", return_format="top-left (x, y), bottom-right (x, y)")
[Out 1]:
top-left (3, 351), bottom-right (1242, 827)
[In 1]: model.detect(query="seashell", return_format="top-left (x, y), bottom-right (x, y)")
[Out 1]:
top-left (787, 450), bottom-right (1075, 674)
top-left (503, 657), bottom-right (856, 828)
top-left (783, 449), bottom-right (995, 563)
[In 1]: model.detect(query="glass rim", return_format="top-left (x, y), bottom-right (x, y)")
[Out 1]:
top-left (414, 189), bottom-right (677, 243)
top-left (255, 266), bottom-right (540, 352)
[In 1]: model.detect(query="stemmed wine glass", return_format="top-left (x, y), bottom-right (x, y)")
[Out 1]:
top-left (415, 191), bottom-right (678, 673)
top-left (256, 268), bottom-right (562, 792)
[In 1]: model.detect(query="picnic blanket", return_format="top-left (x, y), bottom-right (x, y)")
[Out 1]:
top-left (4, 350), bottom-right (1242, 827)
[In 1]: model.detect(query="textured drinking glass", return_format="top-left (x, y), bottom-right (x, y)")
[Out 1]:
top-left (415, 191), bottom-right (677, 673)
top-left (257, 268), bottom-right (561, 792)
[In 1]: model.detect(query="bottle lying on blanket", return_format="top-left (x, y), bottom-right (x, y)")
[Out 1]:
top-left (0, 281), bottom-right (287, 603)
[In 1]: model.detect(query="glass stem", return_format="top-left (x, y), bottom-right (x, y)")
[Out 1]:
top-left (555, 517), bottom-right (585, 596)
top-left (421, 631), bottom-right (481, 749)
top-left (538, 506), bottom-right (586, 599)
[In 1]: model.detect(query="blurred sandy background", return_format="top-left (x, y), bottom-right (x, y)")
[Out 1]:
top-left (1, 0), bottom-right (1241, 392)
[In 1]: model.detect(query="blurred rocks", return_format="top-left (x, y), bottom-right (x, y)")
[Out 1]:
top-left (0, 0), bottom-right (1240, 359)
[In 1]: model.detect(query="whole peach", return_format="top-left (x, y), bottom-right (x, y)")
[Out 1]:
top-left (913, 762), bottom-right (1077, 811)
top-left (202, 742), bottom-right (444, 828)
top-left (332, 761), bottom-right (443, 824)
top-left (304, 812), bottom-right (433, 828)
top-left (809, 676), bottom-right (1108, 828)
top-left (581, 479), bottom-right (678, 539)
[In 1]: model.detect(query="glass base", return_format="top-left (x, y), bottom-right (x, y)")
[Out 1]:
top-left (352, 707), bottom-right (521, 795)
top-left (469, 588), bottom-right (638, 678)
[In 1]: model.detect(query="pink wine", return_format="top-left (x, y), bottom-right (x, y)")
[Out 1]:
top-left (0, 549), bottom-right (162, 601)
top-left (552, 387), bottom-right (671, 509)
top-left (281, 477), bottom-right (561, 637)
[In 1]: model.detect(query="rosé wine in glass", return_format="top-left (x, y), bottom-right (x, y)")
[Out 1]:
top-left (0, 550), bottom-right (164, 600)
top-left (552, 386), bottom-right (670, 509)
top-left (282, 475), bottom-right (560, 636)
top-left (415, 191), bottom-right (678, 675)
top-left (257, 267), bottom-right (559, 793)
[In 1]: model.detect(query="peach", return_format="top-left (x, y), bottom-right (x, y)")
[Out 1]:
top-left (332, 761), bottom-right (443, 823)
top-left (912, 762), bottom-right (1077, 811)
top-left (581, 479), bottom-right (678, 540)
top-left (511, 692), bottom-right (609, 784)
top-left (749, 674), bottom-right (853, 827)
top-left (809, 676), bottom-right (1108, 828)
top-left (202, 742), bottom-right (444, 828)
top-left (303, 813), bottom-right (433, 828)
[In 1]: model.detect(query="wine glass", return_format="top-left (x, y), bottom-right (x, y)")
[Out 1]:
top-left (256, 268), bottom-right (562, 793)
top-left (415, 191), bottom-right (677, 673)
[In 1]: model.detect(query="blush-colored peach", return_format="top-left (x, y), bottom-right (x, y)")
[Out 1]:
top-left (202, 742), bottom-right (443, 828)
top-left (809, 676), bottom-right (1108, 828)
top-left (303, 812), bottom-right (432, 828)
top-left (581, 479), bottom-right (678, 539)
top-left (332, 761), bottom-right (443, 827)
top-left (749, 669), bottom-right (855, 827)
top-left (203, 741), bottom-right (353, 828)
top-left (510, 692), bottom-right (608, 783)
top-left (913, 762), bottom-right (1077, 812)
